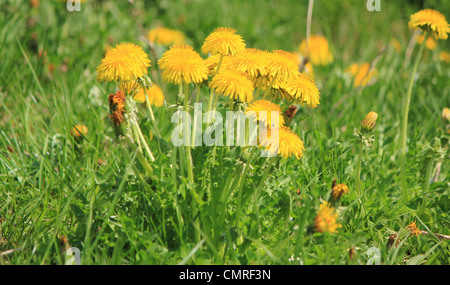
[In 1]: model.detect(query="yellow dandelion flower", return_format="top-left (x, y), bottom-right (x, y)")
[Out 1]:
top-left (71, 124), bottom-right (88, 138)
top-left (439, 51), bottom-right (450, 63)
top-left (209, 69), bottom-right (254, 102)
top-left (416, 34), bottom-right (437, 50)
top-left (314, 201), bottom-right (340, 234)
top-left (361, 111), bottom-right (378, 133)
top-left (299, 35), bottom-right (333, 66)
top-left (158, 44), bottom-right (208, 84)
top-left (260, 126), bottom-right (305, 159)
top-left (118, 80), bottom-right (141, 96)
top-left (133, 84), bottom-right (165, 107)
top-left (201, 27), bottom-right (246, 56)
top-left (332, 184), bottom-right (349, 200)
top-left (205, 54), bottom-right (232, 76)
top-left (407, 221), bottom-right (422, 236)
top-left (96, 42), bottom-right (151, 83)
top-left (265, 50), bottom-right (300, 83)
top-left (148, 27), bottom-right (186, 46)
top-left (345, 62), bottom-right (377, 87)
top-left (245, 100), bottom-right (285, 128)
top-left (226, 48), bottom-right (269, 79)
top-left (409, 9), bottom-right (450, 40)
top-left (257, 78), bottom-right (292, 101)
top-left (285, 73), bottom-right (320, 108)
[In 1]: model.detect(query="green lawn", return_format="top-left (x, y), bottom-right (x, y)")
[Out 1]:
top-left (0, 0), bottom-right (449, 265)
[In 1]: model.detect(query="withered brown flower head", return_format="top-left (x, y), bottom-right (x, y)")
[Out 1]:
top-left (284, 105), bottom-right (297, 120)
top-left (387, 233), bottom-right (400, 249)
top-left (108, 90), bottom-right (126, 126)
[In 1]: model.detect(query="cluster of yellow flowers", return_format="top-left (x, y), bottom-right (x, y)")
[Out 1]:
top-left (91, 7), bottom-right (449, 237)
top-left (156, 27), bottom-right (320, 159)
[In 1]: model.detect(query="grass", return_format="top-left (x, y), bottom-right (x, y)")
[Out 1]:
top-left (0, 0), bottom-right (449, 265)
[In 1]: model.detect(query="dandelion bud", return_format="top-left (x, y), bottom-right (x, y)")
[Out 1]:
top-left (442, 107), bottom-right (450, 122)
top-left (361, 111), bottom-right (378, 133)
top-left (332, 183), bottom-right (349, 200)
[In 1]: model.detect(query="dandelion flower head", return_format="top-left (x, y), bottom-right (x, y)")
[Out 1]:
top-left (209, 69), bottom-right (254, 102)
top-left (96, 42), bottom-right (151, 83)
top-left (201, 27), bottom-right (246, 56)
top-left (260, 126), bottom-right (305, 159)
top-left (245, 100), bottom-right (285, 128)
top-left (133, 84), bottom-right (165, 107)
top-left (314, 201), bottom-right (341, 234)
top-left (409, 9), bottom-right (450, 40)
top-left (299, 35), bottom-right (333, 66)
top-left (158, 44), bottom-right (209, 84)
top-left (285, 73), bottom-right (320, 108)
top-left (148, 27), bottom-right (186, 46)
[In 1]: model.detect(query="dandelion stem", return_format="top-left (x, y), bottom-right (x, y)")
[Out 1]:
top-left (262, 72), bottom-right (278, 100)
top-left (206, 54), bottom-right (224, 122)
top-left (191, 86), bottom-right (200, 147)
top-left (234, 148), bottom-right (257, 226)
top-left (306, 0), bottom-right (314, 51)
top-left (134, 119), bottom-right (156, 162)
top-left (400, 31), bottom-right (428, 199)
top-left (420, 157), bottom-right (434, 214)
top-left (355, 142), bottom-right (366, 215)
top-left (143, 87), bottom-right (161, 137)
top-left (213, 54), bottom-right (224, 77)
top-left (206, 88), bottom-right (215, 123)
top-left (126, 97), bottom-right (155, 162)
top-left (183, 83), bottom-right (195, 184)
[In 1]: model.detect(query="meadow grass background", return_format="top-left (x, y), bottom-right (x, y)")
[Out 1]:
top-left (0, 0), bottom-right (449, 265)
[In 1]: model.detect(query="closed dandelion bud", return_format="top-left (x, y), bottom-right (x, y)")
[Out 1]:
top-left (332, 183), bottom-right (349, 200)
top-left (328, 180), bottom-right (349, 208)
top-left (442, 107), bottom-right (450, 122)
top-left (361, 111), bottom-right (378, 133)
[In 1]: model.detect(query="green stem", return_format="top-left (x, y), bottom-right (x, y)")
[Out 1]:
top-left (191, 86), bottom-right (200, 147)
top-left (262, 73), bottom-right (278, 100)
top-left (126, 97), bottom-right (155, 162)
top-left (400, 31), bottom-right (428, 199)
top-left (206, 88), bottom-right (215, 123)
top-left (183, 83), bottom-right (195, 184)
top-left (355, 143), bottom-right (363, 197)
top-left (213, 54), bottom-right (224, 77)
top-left (143, 87), bottom-right (161, 137)
top-left (234, 148), bottom-right (257, 226)
top-left (134, 120), bottom-right (156, 162)
top-left (355, 143), bottom-right (366, 215)
top-left (420, 158), bottom-right (434, 214)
